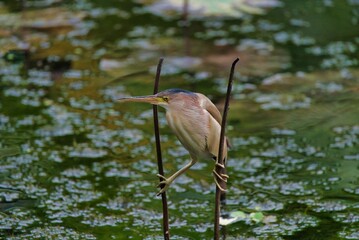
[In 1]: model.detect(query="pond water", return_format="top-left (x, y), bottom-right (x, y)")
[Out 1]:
top-left (0, 0), bottom-right (358, 239)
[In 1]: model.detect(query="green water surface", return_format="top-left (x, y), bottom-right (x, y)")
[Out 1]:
top-left (0, 0), bottom-right (358, 239)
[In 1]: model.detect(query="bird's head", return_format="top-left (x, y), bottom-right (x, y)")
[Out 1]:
top-left (118, 88), bottom-right (196, 110)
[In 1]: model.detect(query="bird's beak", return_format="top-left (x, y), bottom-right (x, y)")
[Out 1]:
top-left (118, 95), bottom-right (165, 105)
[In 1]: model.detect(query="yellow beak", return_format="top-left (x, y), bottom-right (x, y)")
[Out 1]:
top-left (118, 95), bottom-right (165, 105)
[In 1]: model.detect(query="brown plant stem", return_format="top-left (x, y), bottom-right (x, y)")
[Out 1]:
top-left (214, 58), bottom-right (239, 240)
top-left (153, 58), bottom-right (170, 240)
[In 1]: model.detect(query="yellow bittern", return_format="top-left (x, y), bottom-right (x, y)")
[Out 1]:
top-left (119, 89), bottom-right (229, 195)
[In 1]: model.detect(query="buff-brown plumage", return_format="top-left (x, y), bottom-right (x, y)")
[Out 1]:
top-left (118, 88), bottom-right (229, 194)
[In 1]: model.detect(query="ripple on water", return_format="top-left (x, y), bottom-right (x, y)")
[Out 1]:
top-left (4, 88), bottom-right (44, 107)
top-left (50, 178), bottom-right (102, 203)
top-left (280, 181), bottom-right (317, 196)
top-left (6, 226), bottom-right (96, 240)
top-left (81, 213), bottom-right (125, 227)
top-left (338, 227), bottom-right (359, 240)
top-left (245, 197), bottom-right (284, 211)
top-left (100, 85), bottom-right (126, 101)
top-left (92, 160), bottom-right (142, 183)
top-left (6, 153), bottom-right (38, 165)
top-left (309, 200), bottom-right (349, 213)
top-left (315, 81), bottom-right (344, 93)
top-left (130, 208), bottom-right (162, 228)
top-left (36, 124), bottom-right (75, 137)
top-left (271, 128), bottom-right (296, 136)
top-left (298, 198), bottom-right (353, 213)
top-left (0, 209), bottom-right (40, 231)
top-left (12, 115), bottom-right (46, 128)
top-left (66, 143), bottom-right (107, 159)
top-left (254, 93), bottom-right (311, 110)
top-left (61, 166), bottom-right (89, 178)
top-left (27, 70), bottom-right (53, 87)
top-left (330, 125), bottom-right (359, 149)
top-left (132, 159), bottom-right (157, 174)
top-left (118, 128), bottom-right (144, 144)
top-left (333, 212), bottom-right (359, 224)
top-left (69, 96), bottom-right (114, 111)
top-left (36, 105), bottom-right (86, 137)
top-left (97, 196), bottom-right (126, 211)
top-left (343, 187), bottom-right (359, 195)
top-left (231, 136), bottom-right (262, 149)
top-left (228, 156), bottom-right (266, 173)
top-left (253, 213), bottom-right (319, 237)
top-left (0, 190), bottom-right (21, 202)
top-left (86, 126), bottom-right (125, 148)
top-left (344, 154), bottom-right (359, 160)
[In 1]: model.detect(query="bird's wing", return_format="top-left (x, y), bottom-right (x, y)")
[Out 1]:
top-left (197, 93), bottom-right (231, 150)
top-left (196, 93), bottom-right (222, 125)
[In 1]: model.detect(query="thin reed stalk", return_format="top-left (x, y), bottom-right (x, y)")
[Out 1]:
top-left (214, 58), bottom-right (239, 240)
top-left (152, 58), bottom-right (170, 240)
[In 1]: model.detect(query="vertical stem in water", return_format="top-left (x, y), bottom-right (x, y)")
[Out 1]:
top-left (153, 58), bottom-right (170, 240)
top-left (214, 58), bottom-right (239, 240)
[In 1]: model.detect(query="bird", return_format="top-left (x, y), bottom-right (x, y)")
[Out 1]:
top-left (118, 88), bottom-right (229, 195)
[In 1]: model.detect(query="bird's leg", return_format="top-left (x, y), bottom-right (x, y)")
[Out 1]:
top-left (213, 160), bottom-right (229, 192)
top-left (156, 157), bottom-right (197, 196)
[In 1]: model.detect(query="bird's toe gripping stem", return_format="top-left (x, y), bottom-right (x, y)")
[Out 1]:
top-left (213, 162), bottom-right (229, 192)
top-left (156, 174), bottom-right (170, 196)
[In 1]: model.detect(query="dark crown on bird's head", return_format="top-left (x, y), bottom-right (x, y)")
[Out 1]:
top-left (158, 88), bottom-right (195, 96)
top-left (156, 89), bottom-right (197, 104)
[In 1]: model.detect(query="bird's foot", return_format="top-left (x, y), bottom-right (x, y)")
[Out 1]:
top-left (213, 162), bottom-right (229, 192)
top-left (213, 169), bottom-right (229, 182)
top-left (213, 162), bottom-right (229, 181)
top-left (215, 162), bottom-right (226, 170)
top-left (156, 174), bottom-right (172, 196)
top-left (214, 177), bottom-right (227, 192)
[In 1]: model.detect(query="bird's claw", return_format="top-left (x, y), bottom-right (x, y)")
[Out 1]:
top-left (215, 162), bottom-right (225, 169)
top-left (214, 177), bottom-right (227, 192)
top-left (156, 174), bottom-right (170, 196)
top-left (213, 162), bottom-right (229, 181)
top-left (213, 162), bottom-right (229, 192)
top-left (213, 169), bottom-right (229, 182)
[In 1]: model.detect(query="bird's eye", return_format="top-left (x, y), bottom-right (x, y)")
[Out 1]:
top-left (162, 96), bottom-right (169, 102)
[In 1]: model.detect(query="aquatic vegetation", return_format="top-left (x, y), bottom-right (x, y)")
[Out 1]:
top-left (0, 0), bottom-right (358, 239)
